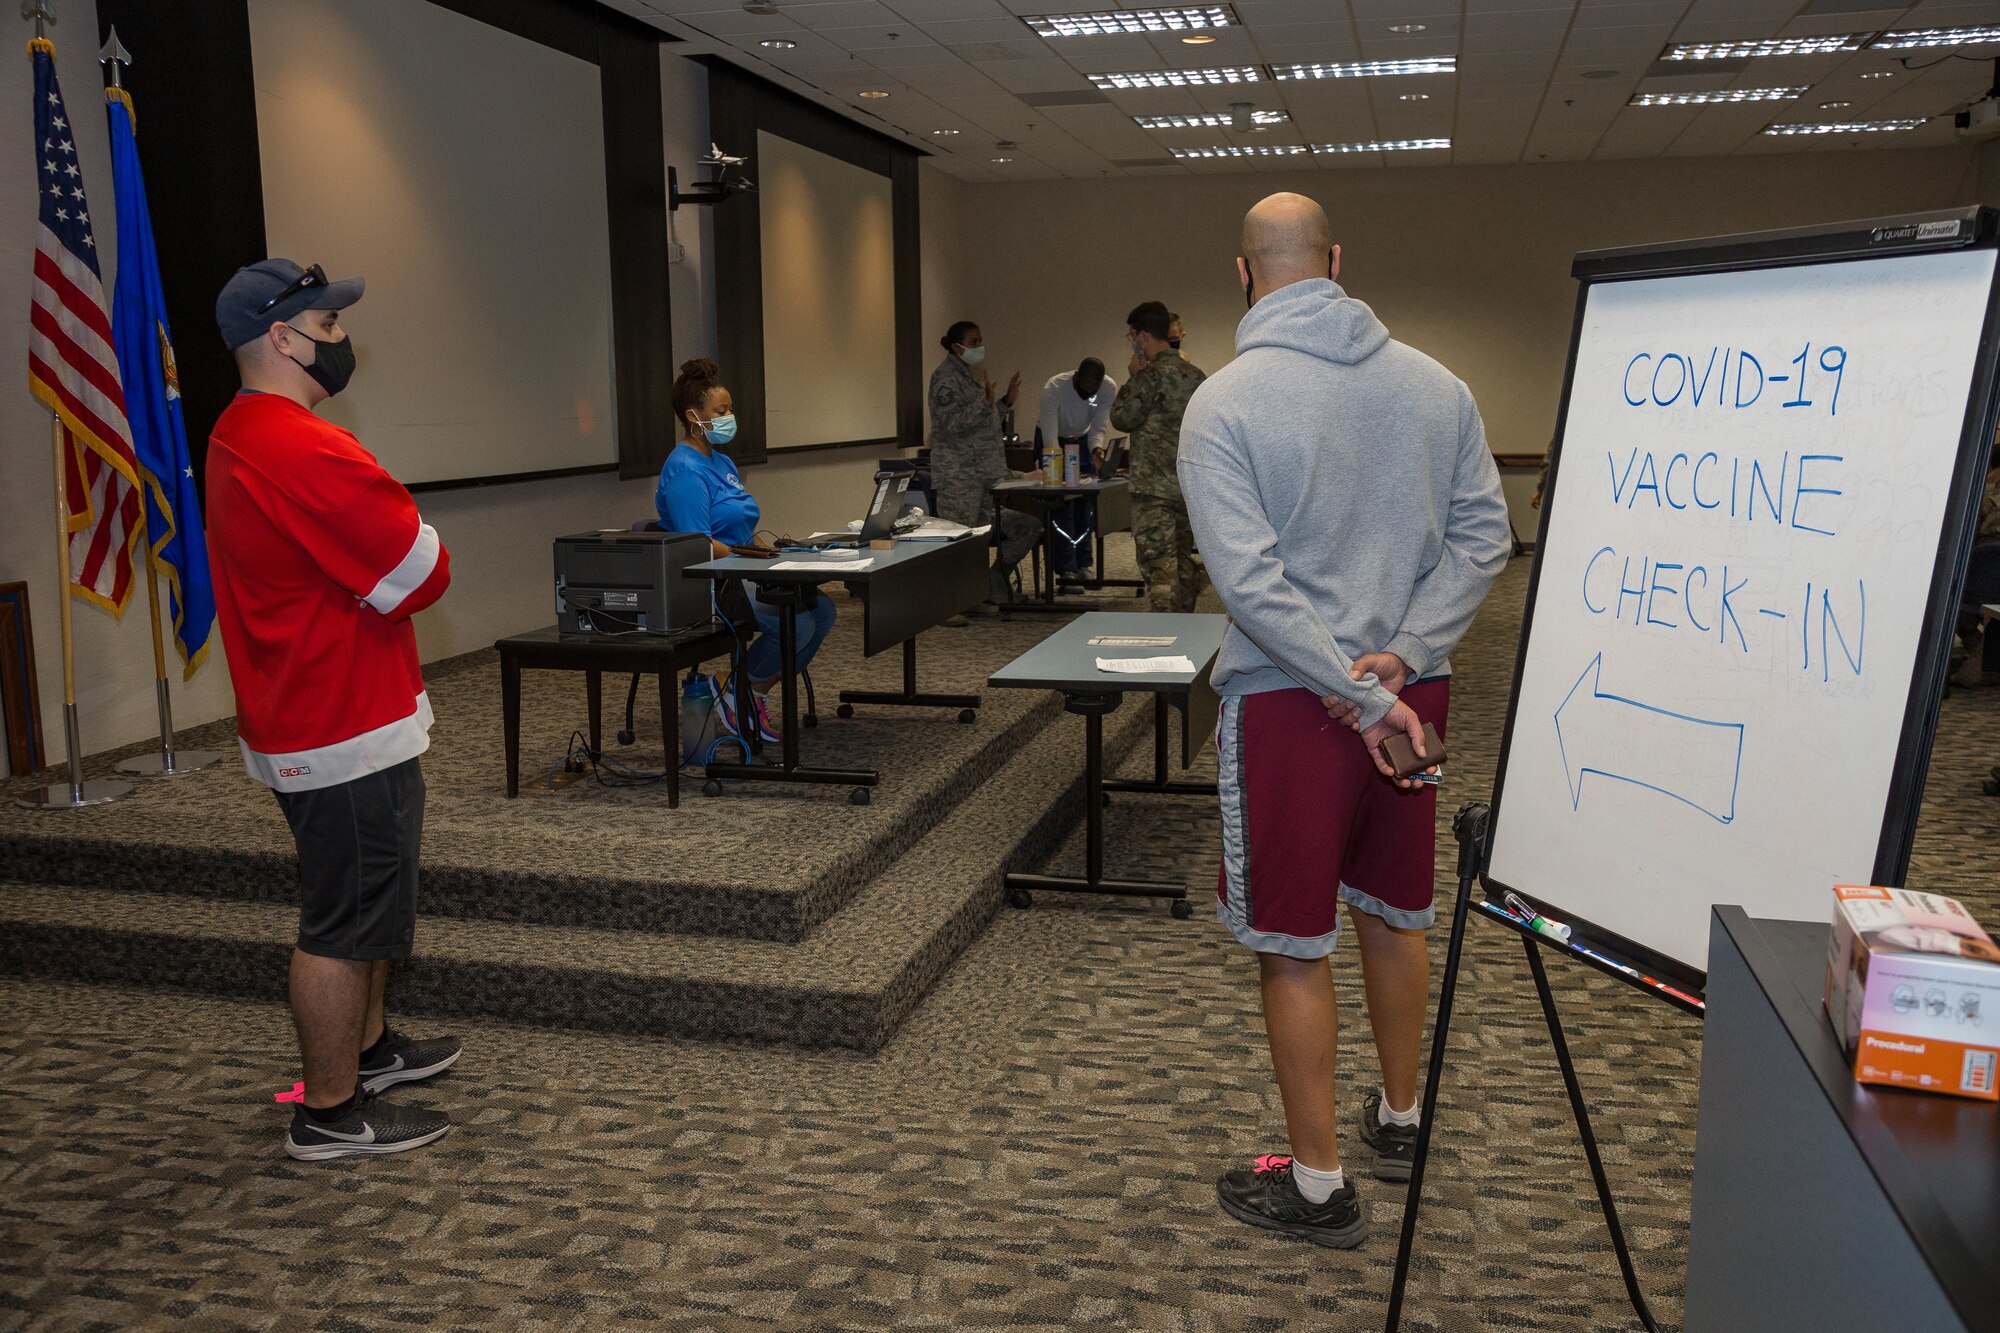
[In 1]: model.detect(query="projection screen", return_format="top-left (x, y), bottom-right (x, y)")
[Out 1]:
top-left (249, 0), bottom-right (617, 485)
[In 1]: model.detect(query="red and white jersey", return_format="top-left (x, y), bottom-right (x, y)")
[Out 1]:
top-left (206, 392), bottom-right (450, 792)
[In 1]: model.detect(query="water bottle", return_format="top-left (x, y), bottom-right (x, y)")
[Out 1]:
top-left (680, 673), bottom-right (715, 766)
top-left (1063, 440), bottom-right (1081, 483)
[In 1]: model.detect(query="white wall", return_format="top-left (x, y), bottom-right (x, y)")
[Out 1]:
top-left (950, 146), bottom-right (1993, 460)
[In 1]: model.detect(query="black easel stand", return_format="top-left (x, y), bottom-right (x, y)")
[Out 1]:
top-left (1385, 801), bottom-right (1659, 1333)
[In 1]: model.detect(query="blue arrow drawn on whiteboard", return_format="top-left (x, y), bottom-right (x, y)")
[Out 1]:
top-left (1554, 653), bottom-right (1744, 824)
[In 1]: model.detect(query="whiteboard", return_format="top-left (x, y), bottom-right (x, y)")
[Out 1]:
top-left (1487, 239), bottom-right (1998, 972)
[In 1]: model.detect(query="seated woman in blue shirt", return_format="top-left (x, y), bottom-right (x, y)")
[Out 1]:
top-left (655, 358), bottom-right (836, 743)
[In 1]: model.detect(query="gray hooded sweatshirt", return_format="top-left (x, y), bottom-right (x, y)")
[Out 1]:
top-left (1178, 278), bottom-right (1511, 729)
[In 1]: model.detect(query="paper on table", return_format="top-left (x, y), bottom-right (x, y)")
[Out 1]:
top-left (771, 558), bottom-right (874, 572)
top-left (1095, 655), bottom-right (1196, 674)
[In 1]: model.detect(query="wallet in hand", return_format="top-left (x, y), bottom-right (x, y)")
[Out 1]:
top-left (1379, 723), bottom-right (1446, 778)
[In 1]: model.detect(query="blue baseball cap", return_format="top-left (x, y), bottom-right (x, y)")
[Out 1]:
top-left (215, 258), bottom-right (364, 350)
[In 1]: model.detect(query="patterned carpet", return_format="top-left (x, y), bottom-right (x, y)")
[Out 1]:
top-left (7, 545), bottom-right (2000, 1331)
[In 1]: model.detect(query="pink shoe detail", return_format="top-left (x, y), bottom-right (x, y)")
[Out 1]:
top-left (1253, 1153), bottom-right (1293, 1173)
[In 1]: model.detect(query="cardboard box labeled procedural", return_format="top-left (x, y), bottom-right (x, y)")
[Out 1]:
top-left (1825, 886), bottom-right (2000, 1101)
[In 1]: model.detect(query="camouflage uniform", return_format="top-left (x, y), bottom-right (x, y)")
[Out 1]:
top-left (927, 354), bottom-right (1041, 576)
top-left (1111, 349), bottom-right (1207, 611)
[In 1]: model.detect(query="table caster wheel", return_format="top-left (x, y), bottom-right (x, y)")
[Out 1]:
top-left (702, 780), bottom-right (722, 798)
top-left (1171, 899), bottom-right (1194, 920)
top-left (1101, 793), bottom-right (1112, 808)
top-left (849, 787), bottom-right (871, 806)
top-left (1985, 779), bottom-right (2000, 797)
top-left (837, 703), bottom-right (855, 719)
top-left (616, 729), bottom-right (635, 746)
top-left (803, 713), bottom-right (819, 729)
top-left (1007, 887), bottom-right (1033, 909)
top-left (958, 708), bottom-right (976, 724)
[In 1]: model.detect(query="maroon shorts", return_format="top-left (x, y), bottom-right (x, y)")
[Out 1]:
top-left (1215, 681), bottom-right (1449, 959)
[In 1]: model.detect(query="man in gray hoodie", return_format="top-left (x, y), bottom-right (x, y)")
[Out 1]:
top-left (1181, 194), bottom-right (1509, 1247)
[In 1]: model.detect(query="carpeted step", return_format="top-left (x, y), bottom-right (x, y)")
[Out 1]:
top-left (0, 618), bottom-right (1083, 944)
top-left (0, 701), bottom-right (1154, 1051)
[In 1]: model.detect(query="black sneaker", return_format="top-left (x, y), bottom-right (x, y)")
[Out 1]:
top-left (1215, 1154), bottom-right (1368, 1248)
top-left (285, 1093), bottom-right (450, 1162)
top-left (358, 1028), bottom-right (463, 1094)
top-left (1359, 1090), bottom-right (1418, 1182)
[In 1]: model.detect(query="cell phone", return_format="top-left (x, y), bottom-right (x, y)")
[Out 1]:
top-left (1379, 724), bottom-right (1446, 779)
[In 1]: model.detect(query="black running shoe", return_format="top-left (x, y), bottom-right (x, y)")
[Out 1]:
top-left (358, 1028), bottom-right (463, 1094)
top-left (1215, 1154), bottom-right (1368, 1248)
top-left (285, 1093), bottom-right (450, 1162)
top-left (1359, 1090), bottom-right (1418, 1182)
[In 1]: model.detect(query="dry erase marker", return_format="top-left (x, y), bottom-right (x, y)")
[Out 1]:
top-left (1503, 892), bottom-right (1571, 943)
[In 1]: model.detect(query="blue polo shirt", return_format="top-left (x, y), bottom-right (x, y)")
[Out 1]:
top-left (655, 442), bottom-right (760, 548)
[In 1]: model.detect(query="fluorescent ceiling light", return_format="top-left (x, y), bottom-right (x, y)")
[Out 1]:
top-left (1135, 110), bottom-right (1288, 128)
top-left (758, 39), bottom-right (796, 50)
top-left (1870, 26), bottom-right (2000, 50)
top-left (1170, 144), bottom-right (1310, 158)
top-left (1314, 138), bottom-right (1451, 153)
top-left (1024, 6), bottom-right (1236, 38)
top-left (1090, 66), bottom-right (1262, 89)
top-left (1762, 119), bottom-right (1925, 136)
top-left (1274, 58), bottom-right (1455, 80)
top-left (1630, 87), bottom-right (1807, 106)
top-left (1661, 35), bottom-right (1869, 60)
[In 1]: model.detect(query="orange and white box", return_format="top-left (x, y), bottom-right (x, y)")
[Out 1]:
top-left (1825, 885), bottom-right (2000, 1101)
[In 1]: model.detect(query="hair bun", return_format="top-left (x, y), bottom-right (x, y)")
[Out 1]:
top-left (677, 357), bottom-right (720, 382)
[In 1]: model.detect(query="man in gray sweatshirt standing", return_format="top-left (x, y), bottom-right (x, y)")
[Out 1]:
top-left (1181, 194), bottom-right (1509, 1247)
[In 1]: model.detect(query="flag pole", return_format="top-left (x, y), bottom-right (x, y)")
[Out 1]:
top-left (17, 412), bottom-right (133, 808)
top-left (17, 5), bottom-right (132, 810)
top-left (102, 26), bottom-right (219, 779)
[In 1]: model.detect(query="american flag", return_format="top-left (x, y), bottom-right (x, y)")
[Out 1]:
top-left (26, 37), bottom-right (141, 617)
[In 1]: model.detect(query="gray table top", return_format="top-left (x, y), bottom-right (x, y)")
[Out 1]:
top-left (687, 536), bottom-right (977, 583)
top-left (992, 477), bottom-right (1130, 497)
top-left (989, 612), bottom-right (1228, 693)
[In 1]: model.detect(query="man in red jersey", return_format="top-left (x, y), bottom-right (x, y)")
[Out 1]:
top-left (208, 260), bottom-right (460, 1161)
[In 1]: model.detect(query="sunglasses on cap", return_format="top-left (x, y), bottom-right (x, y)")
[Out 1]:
top-left (253, 262), bottom-right (330, 316)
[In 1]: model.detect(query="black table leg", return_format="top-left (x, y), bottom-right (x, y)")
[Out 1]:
top-left (705, 584), bottom-right (878, 801)
top-left (502, 651), bottom-right (521, 798)
top-left (1004, 690), bottom-right (1191, 916)
top-left (659, 668), bottom-right (679, 809)
top-left (1103, 692), bottom-right (1218, 798)
top-left (837, 638), bottom-right (981, 723)
top-left (586, 668), bottom-right (602, 755)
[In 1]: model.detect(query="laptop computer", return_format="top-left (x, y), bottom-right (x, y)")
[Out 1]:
top-left (1099, 436), bottom-right (1128, 478)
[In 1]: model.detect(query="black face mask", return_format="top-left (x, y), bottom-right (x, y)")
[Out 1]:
top-left (1168, 339), bottom-right (1182, 351)
top-left (1074, 378), bottom-right (1103, 401)
top-left (288, 328), bottom-right (356, 397)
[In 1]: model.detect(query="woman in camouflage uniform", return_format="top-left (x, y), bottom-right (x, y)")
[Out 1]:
top-left (928, 321), bottom-right (1041, 607)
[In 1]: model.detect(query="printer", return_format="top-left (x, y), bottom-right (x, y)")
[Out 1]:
top-left (553, 529), bottom-right (713, 635)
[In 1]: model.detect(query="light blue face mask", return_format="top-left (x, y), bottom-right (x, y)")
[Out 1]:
top-left (957, 344), bottom-right (987, 367)
top-left (701, 413), bottom-right (737, 445)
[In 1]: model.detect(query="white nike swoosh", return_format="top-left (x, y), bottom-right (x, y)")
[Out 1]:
top-left (310, 1123), bottom-right (377, 1144)
top-left (362, 1055), bottom-right (405, 1074)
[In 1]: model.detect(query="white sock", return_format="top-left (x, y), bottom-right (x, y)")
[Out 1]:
top-left (1289, 1159), bottom-right (1344, 1204)
top-left (1379, 1094), bottom-right (1420, 1128)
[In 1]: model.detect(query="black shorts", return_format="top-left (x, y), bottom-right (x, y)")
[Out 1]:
top-left (274, 757), bottom-right (426, 961)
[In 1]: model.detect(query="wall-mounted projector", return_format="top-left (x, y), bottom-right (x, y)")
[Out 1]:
top-left (1956, 96), bottom-right (2000, 141)
top-left (1956, 61), bottom-right (2000, 142)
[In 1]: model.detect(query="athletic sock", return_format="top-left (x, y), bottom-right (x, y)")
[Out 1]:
top-left (1379, 1094), bottom-right (1420, 1129)
top-left (302, 1089), bottom-right (360, 1125)
top-left (359, 1028), bottom-right (391, 1065)
top-left (1290, 1160), bottom-right (1344, 1204)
